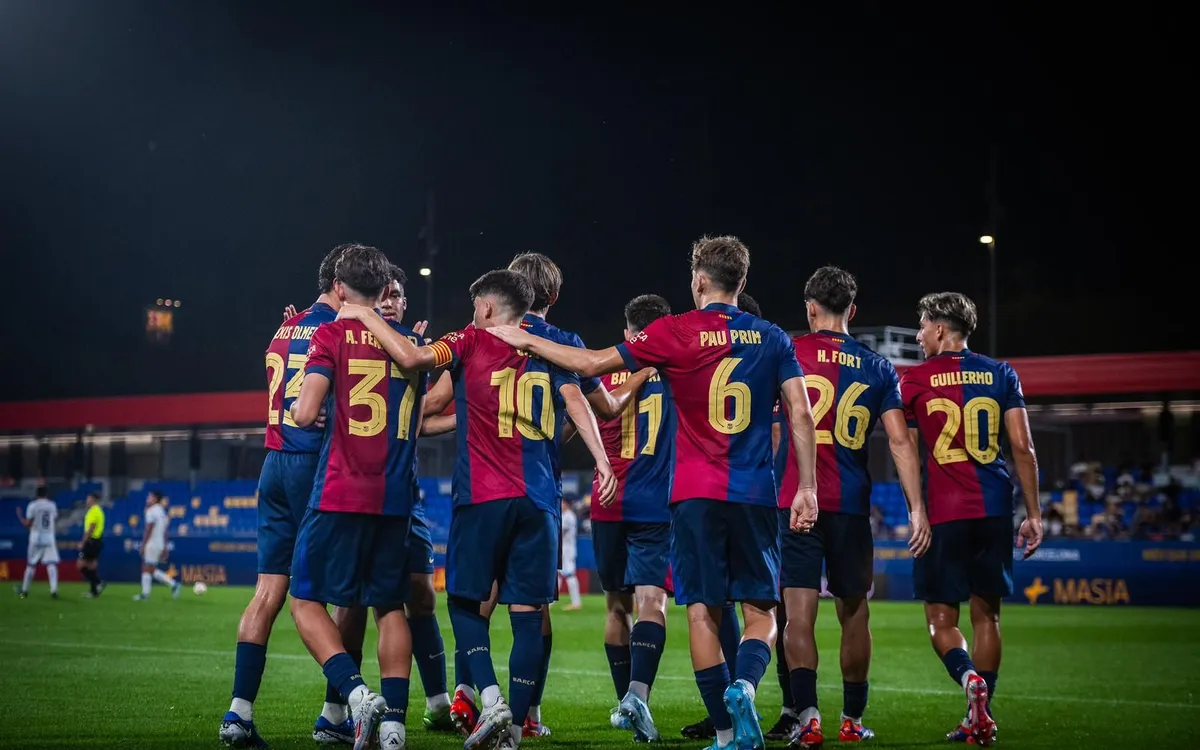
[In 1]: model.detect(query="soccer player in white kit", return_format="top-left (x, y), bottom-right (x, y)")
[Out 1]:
top-left (134, 490), bottom-right (181, 600)
top-left (560, 499), bottom-right (582, 610)
top-left (16, 486), bottom-right (60, 599)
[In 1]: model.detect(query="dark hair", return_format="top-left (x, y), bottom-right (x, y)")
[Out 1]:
top-left (804, 265), bottom-right (857, 315)
top-left (624, 294), bottom-right (671, 333)
top-left (390, 264), bottom-right (408, 288)
top-left (35, 486), bottom-right (48, 499)
top-left (333, 244), bottom-right (392, 301)
top-left (690, 235), bottom-right (750, 293)
top-left (318, 244), bottom-right (354, 293)
top-left (917, 292), bottom-right (978, 337)
top-left (86, 491), bottom-right (99, 501)
top-left (469, 270), bottom-right (534, 318)
top-left (508, 252), bottom-right (562, 312)
top-left (737, 293), bottom-right (762, 318)
top-left (148, 490), bottom-right (163, 502)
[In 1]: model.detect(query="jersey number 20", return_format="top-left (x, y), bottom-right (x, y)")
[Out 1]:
top-left (926, 397), bottom-right (1001, 465)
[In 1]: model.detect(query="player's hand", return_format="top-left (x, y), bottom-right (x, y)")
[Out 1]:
top-left (907, 509), bottom-right (932, 558)
top-left (789, 487), bottom-right (818, 533)
top-left (412, 320), bottom-right (430, 342)
top-left (486, 325), bottom-right (536, 351)
top-left (337, 303), bottom-right (371, 322)
top-left (595, 461), bottom-right (618, 507)
top-left (1017, 515), bottom-right (1044, 559)
top-left (160, 550), bottom-right (169, 563)
top-left (314, 405), bottom-right (327, 430)
top-left (283, 304), bottom-right (298, 321)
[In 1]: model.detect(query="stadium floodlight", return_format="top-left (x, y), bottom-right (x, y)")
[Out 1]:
top-left (979, 235), bottom-right (994, 245)
top-left (419, 267), bottom-right (432, 277)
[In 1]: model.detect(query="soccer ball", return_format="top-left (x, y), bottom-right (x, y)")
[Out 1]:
top-left (193, 581), bottom-right (208, 596)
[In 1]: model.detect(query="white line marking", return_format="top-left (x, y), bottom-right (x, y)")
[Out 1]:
top-left (4, 639), bottom-right (1195, 710)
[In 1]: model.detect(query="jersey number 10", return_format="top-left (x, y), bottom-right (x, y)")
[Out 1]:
top-left (492, 368), bottom-right (556, 441)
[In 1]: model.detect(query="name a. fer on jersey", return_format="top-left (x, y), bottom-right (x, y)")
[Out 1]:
top-left (330, 328), bottom-right (423, 351)
top-left (699, 329), bottom-right (763, 347)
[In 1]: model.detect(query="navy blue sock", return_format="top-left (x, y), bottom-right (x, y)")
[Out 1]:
top-left (790, 668), bottom-right (818, 712)
top-left (449, 598), bottom-right (498, 691)
top-left (734, 638), bottom-right (772, 689)
top-left (629, 621), bottom-right (667, 693)
top-left (380, 677), bottom-right (409, 724)
top-left (941, 648), bottom-right (976, 687)
top-left (530, 633), bottom-right (552, 709)
top-left (232, 641), bottom-right (268, 703)
top-left (843, 681), bottom-right (868, 720)
top-left (410, 615), bottom-right (448, 698)
top-left (604, 643), bottom-right (632, 699)
top-left (326, 648), bottom-right (362, 706)
top-left (508, 611), bottom-right (545, 725)
top-left (322, 652), bottom-right (366, 702)
top-left (719, 604), bottom-right (740, 676)
top-left (979, 670), bottom-right (997, 712)
top-left (776, 636), bottom-right (793, 711)
top-left (695, 664), bottom-right (733, 731)
top-left (454, 646), bottom-right (473, 691)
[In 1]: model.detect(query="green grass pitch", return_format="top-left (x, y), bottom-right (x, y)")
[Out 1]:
top-left (2, 583), bottom-right (1197, 749)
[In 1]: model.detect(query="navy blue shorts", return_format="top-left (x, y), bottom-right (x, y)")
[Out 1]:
top-left (290, 509), bottom-right (412, 609)
top-left (670, 499), bottom-right (780, 607)
top-left (256, 450), bottom-right (320, 575)
top-left (780, 510), bottom-right (874, 598)
top-left (592, 521), bottom-right (671, 593)
top-left (446, 497), bottom-right (558, 606)
top-left (408, 507), bottom-right (435, 576)
top-left (913, 516), bottom-right (1013, 604)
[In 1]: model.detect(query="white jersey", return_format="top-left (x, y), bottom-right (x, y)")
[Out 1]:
top-left (26, 499), bottom-right (57, 546)
top-left (561, 508), bottom-right (577, 552)
top-left (26, 499), bottom-right (60, 565)
top-left (144, 503), bottom-right (169, 549)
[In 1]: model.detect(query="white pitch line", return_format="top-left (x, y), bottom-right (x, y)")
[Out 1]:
top-left (5, 639), bottom-right (1196, 710)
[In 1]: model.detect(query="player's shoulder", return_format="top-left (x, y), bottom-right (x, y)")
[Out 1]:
top-left (385, 319), bottom-right (420, 341)
top-left (299, 302), bottom-right (337, 325)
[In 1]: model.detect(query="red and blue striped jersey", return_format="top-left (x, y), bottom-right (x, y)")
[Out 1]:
top-left (774, 331), bottom-right (902, 515)
top-left (429, 326), bottom-right (577, 513)
top-left (522, 314), bottom-right (603, 396)
top-left (900, 349), bottom-right (1025, 525)
top-left (590, 370), bottom-right (672, 523)
top-left (304, 317), bottom-right (427, 516)
top-left (264, 302), bottom-right (337, 453)
top-left (616, 302), bottom-right (803, 507)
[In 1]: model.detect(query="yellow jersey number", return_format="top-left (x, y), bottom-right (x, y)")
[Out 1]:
top-left (619, 392), bottom-right (663, 459)
top-left (805, 375), bottom-right (871, 450)
top-left (709, 357), bottom-right (751, 435)
top-left (491, 368), bottom-right (556, 440)
top-left (346, 359), bottom-right (420, 439)
top-left (265, 352), bottom-right (307, 427)
top-left (926, 396), bottom-right (1001, 465)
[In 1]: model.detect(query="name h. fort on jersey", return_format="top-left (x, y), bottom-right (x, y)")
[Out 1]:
top-left (264, 302), bottom-right (336, 453)
top-left (776, 330), bottom-right (902, 516)
top-left (430, 325), bottom-right (576, 513)
top-left (305, 318), bottom-right (427, 517)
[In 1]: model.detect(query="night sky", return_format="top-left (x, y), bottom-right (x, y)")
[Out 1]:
top-left (1, 2), bottom-right (1191, 402)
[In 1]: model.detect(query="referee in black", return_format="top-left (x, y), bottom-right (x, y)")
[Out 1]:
top-left (78, 492), bottom-right (106, 597)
